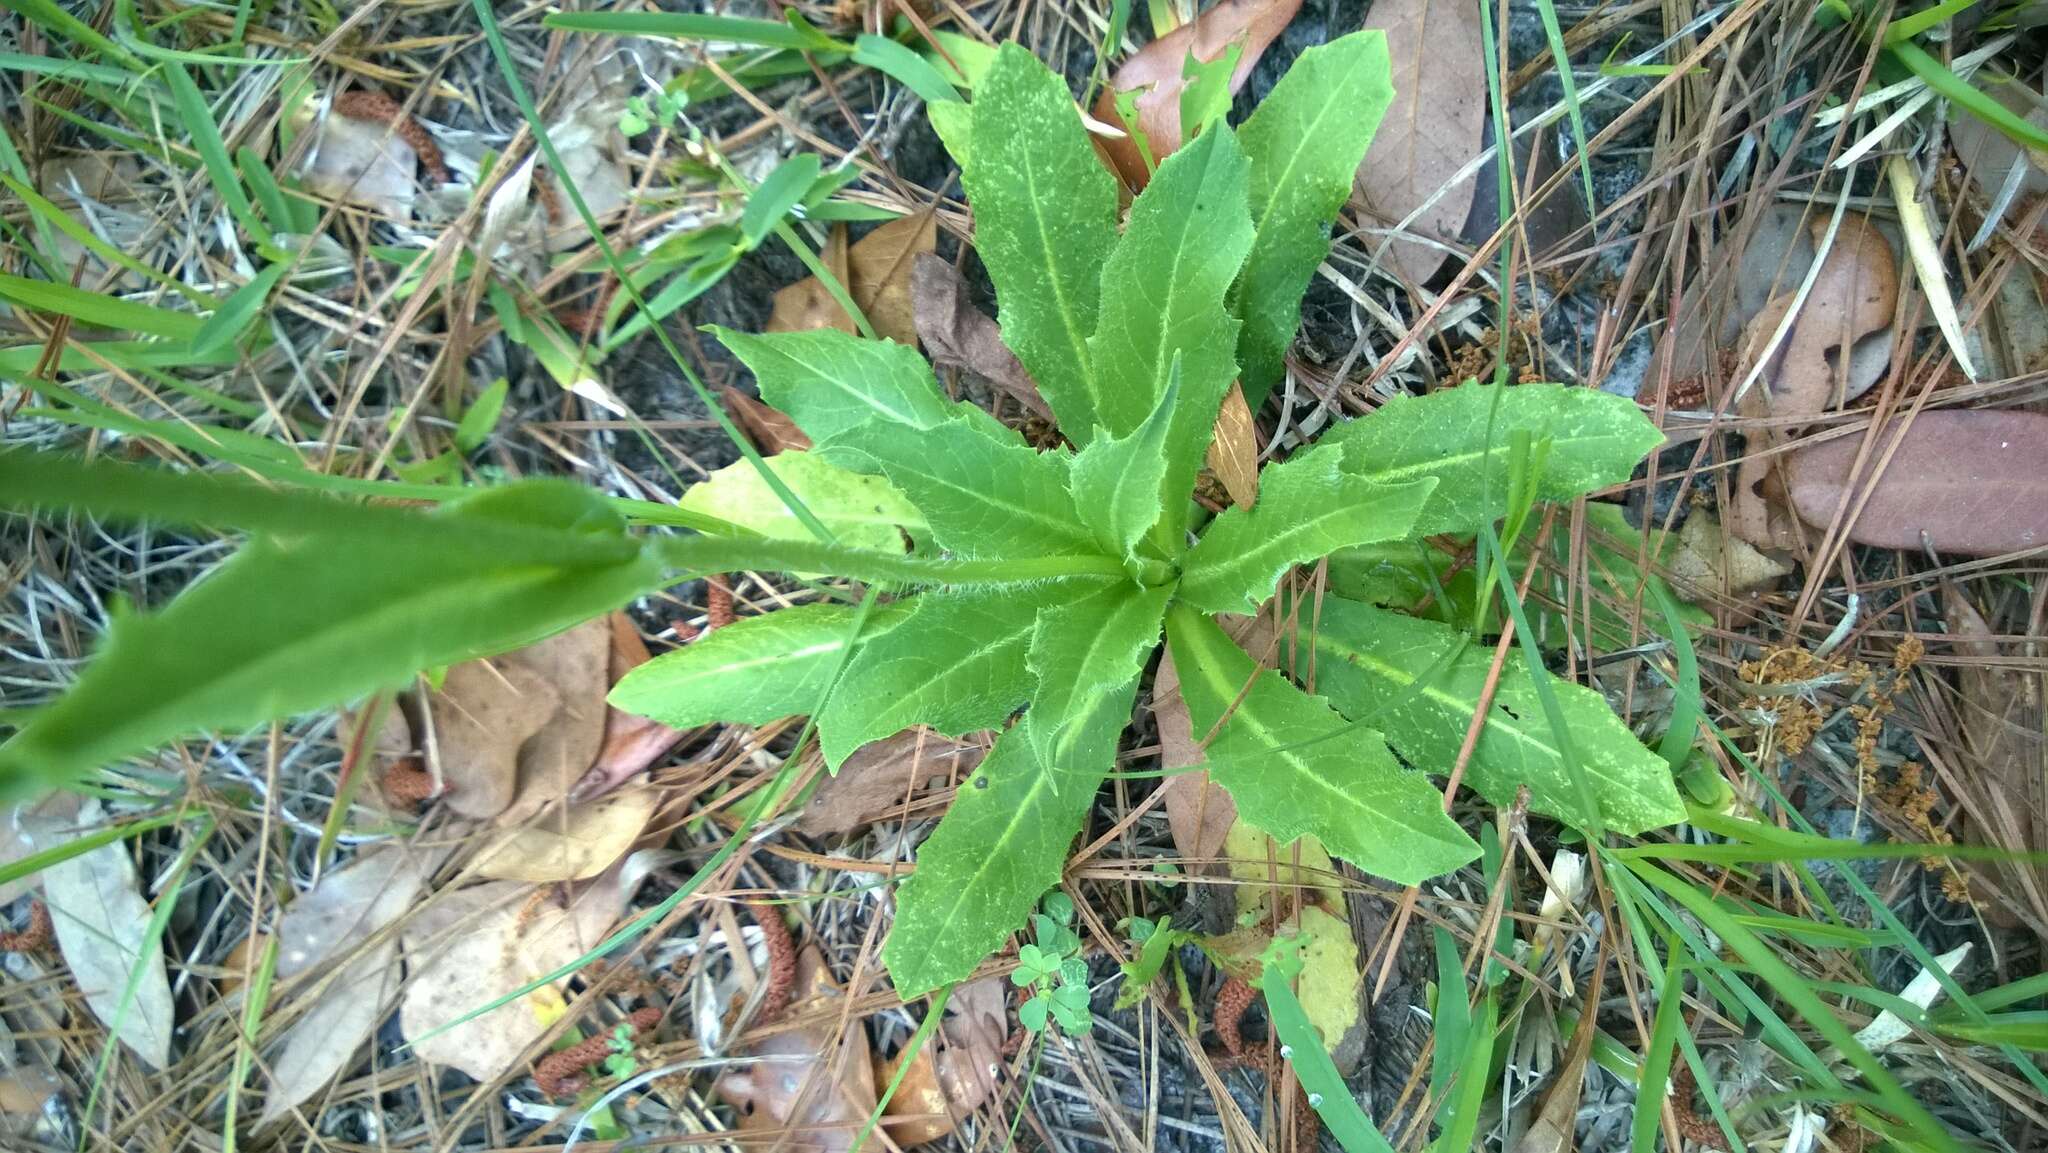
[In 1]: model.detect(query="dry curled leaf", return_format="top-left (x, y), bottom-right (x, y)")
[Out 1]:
top-left (1663, 512), bottom-right (1792, 596)
top-left (1205, 381), bottom-right (1260, 509)
top-left (770, 213), bottom-right (938, 345)
top-left (1786, 410), bottom-right (2048, 555)
top-left (1089, 0), bottom-right (1304, 189)
top-left (1152, 614), bottom-right (1274, 868)
top-left (795, 729), bottom-right (985, 836)
top-left (716, 946), bottom-right (877, 1153)
top-left (570, 614), bottom-right (692, 803)
top-left (1353, 0), bottom-right (1486, 285)
top-left (722, 385), bottom-right (814, 454)
top-left (909, 253), bottom-right (1051, 420)
top-left (0, 793), bottom-right (80, 906)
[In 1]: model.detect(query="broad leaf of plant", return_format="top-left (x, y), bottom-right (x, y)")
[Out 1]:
top-left (1298, 596), bottom-right (1685, 834)
top-left (679, 450), bottom-right (926, 554)
top-left (831, 416), bottom-right (1096, 558)
top-left (1068, 373), bottom-right (1180, 560)
top-left (965, 43), bottom-right (1120, 442)
top-left (0, 482), bottom-right (662, 796)
top-left (608, 600), bottom-right (911, 728)
top-left (1025, 580), bottom-right (1172, 764)
top-left (886, 678), bottom-right (1138, 995)
top-left (1178, 443), bottom-right (1436, 614)
top-left (711, 326), bottom-right (959, 446)
top-left (1085, 122), bottom-right (1252, 521)
top-left (1324, 383), bottom-right (1660, 536)
top-left (1232, 30), bottom-right (1394, 404)
top-left (1162, 606), bottom-right (1476, 884)
top-left (928, 100), bottom-right (972, 173)
top-left (817, 581), bottom-right (1104, 769)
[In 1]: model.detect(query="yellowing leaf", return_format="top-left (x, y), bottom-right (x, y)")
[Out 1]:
top-left (474, 788), bottom-right (657, 882)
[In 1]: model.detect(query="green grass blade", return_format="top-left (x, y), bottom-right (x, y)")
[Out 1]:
top-left (162, 60), bottom-right (273, 247)
top-left (854, 34), bottom-right (963, 103)
top-left (0, 272), bottom-right (202, 338)
top-left (1887, 40), bottom-right (2048, 151)
top-left (0, 174), bottom-right (214, 305)
top-left (1529, 0), bottom-right (1598, 214)
top-left (544, 10), bottom-right (852, 52)
top-left (1626, 858), bottom-right (1964, 1153)
top-left (1630, 932), bottom-right (1688, 1153)
top-left (190, 263), bottom-right (285, 358)
top-left (221, 934), bottom-right (279, 1152)
top-left (1259, 936), bottom-right (1398, 1153)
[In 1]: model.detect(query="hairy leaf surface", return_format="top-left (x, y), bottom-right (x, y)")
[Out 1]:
top-left (1162, 607), bottom-right (1476, 884)
top-left (1325, 383), bottom-right (1661, 536)
top-left (832, 417), bottom-right (1095, 558)
top-left (1233, 30), bottom-right (1394, 403)
top-left (608, 600), bottom-right (910, 729)
top-left (817, 582), bottom-right (1099, 768)
top-left (1299, 596), bottom-right (1685, 833)
top-left (1178, 443), bottom-right (1435, 614)
top-left (1068, 374), bottom-right (1179, 560)
top-left (1025, 580), bottom-right (1172, 763)
top-left (0, 483), bottom-right (662, 796)
top-left (965, 44), bottom-right (1120, 441)
top-left (1086, 124), bottom-right (1252, 513)
top-left (886, 679), bottom-right (1137, 995)
top-left (711, 326), bottom-right (955, 445)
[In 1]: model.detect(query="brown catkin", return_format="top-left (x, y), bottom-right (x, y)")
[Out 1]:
top-left (381, 757), bottom-right (440, 804)
top-left (1669, 1063), bottom-right (1732, 1151)
top-left (705, 576), bottom-right (736, 632)
top-left (0, 901), bottom-right (54, 953)
top-left (332, 90), bottom-right (450, 185)
top-left (748, 901), bottom-right (796, 1024)
top-left (1214, 975), bottom-right (1256, 1057)
top-left (532, 1005), bottom-right (663, 1099)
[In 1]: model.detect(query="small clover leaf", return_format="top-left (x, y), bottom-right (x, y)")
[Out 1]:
top-left (1049, 983), bottom-right (1093, 1032)
top-left (619, 95), bottom-right (651, 136)
top-left (1019, 992), bottom-right (1051, 1033)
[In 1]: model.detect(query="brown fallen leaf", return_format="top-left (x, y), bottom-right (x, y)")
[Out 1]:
top-left (496, 618), bottom-right (615, 827)
top-left (473, 787), bottom-right (658, 882)
top-left (1205, 381), bottom-right (1260, 508)
top-left (1651, 206), bottom-right (1898, 407)
top-left (875, 1047), bottom-right (954, 1146)
top-left (1942, 590), bottom-right (2046, 926)
top-left (35, 798), bottom-right (174, 1070)
top-left (795, 729), bottom-right (986, 836)
top-left (291, 98), bottom-right (422, 216)
top-left (429, 658), bottom-right (559, 821)
top-left (1786, 410), bottom-right (2048, 555)
top-left (909, 253), bottom-right (1051, 420)
top-left (770, 213), bottom-right (938, 345)
top-left (261, 845), bottom-right (438, 1126)
top-left (398, 852), bottom-right (662, 1083)
top-left (770, 223), bottom-right (856, 336)
top-left (1461, 123), bottom-right (1590, 267)
top-left (1152, 614), bottom-right (1275, 868)
top-left (1353, 0), bottom-right (1487, 285)
top-left (1662, 512), bottom-right (1792, 597)
top-left (569, 614), bottom-right (692, 804)
top-left (722, 384), bottom-right (814, 454)
top-left (716, 946), bottom-right (878, 1153)
top-left (1089, 0), bottom-right (1304, 189)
